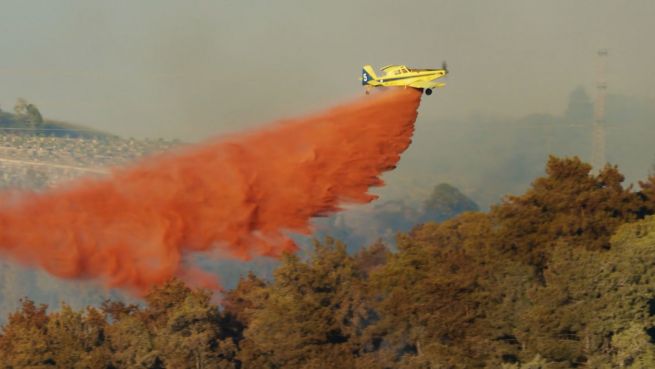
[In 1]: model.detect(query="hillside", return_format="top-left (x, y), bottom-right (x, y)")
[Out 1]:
top-left (0, 100), bottom-right (112, 138)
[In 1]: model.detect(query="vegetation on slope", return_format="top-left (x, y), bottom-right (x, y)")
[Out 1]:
top-left (2, 157), bottom-right (655, 368)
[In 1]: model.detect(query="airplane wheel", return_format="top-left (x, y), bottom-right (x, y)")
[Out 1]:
top-left (425, 88), bottom-right (432, 96)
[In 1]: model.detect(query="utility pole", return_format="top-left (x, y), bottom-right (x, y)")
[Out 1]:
top-left (591, 49), bottom-right (608, 171)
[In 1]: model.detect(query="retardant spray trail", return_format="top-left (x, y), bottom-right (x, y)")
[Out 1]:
top-left (0, 88), bottom-right (422, 293)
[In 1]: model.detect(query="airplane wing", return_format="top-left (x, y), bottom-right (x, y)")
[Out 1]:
top-left (409, 81), bottom-right (446, 89)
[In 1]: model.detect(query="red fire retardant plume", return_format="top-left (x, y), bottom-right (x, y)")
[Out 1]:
top-left (0, 88), bottom-right (422, 293)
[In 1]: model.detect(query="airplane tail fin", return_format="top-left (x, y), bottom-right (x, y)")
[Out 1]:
top-left (361, 65), bottom-right (378, 85)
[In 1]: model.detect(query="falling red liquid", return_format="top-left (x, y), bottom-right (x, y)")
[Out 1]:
top-left (0, 88), bottom-right (422, 293)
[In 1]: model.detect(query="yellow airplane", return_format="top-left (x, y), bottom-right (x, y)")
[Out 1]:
top-left (361, 62), bottom-right (448, 95)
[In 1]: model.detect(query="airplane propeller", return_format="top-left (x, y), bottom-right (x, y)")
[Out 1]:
top-left (442, 61), bottom-right (448, 74)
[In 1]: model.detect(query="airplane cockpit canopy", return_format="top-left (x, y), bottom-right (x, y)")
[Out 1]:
top-left (380, 65), bottom-right (409, 75)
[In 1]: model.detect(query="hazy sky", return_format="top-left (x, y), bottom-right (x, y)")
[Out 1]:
top-left (1, 0), bottom-right (654, 140)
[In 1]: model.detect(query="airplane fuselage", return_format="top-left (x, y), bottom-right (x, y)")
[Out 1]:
top-left (368, 70), bottom-right (445, 87)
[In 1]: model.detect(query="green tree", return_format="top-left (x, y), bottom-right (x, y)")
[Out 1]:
top-left (0, 299), bottom-right (53, 368)
top-left (138, 279), bottom-right (238, 369)
top-left (512, 215), bottom-right (655, 367)
top-left (45, 304), bottom-right (112, 368)
top-left (372, 213), bottom-right (533, 368)
top-left (107, 314), bottom-right (160, 368)
top-left (14, 98), bottom-right (44, 127)
top-left (239, 239), bottom-right (376, 369)
top-left (491, 157), bottom-right (643, 277)
top-left (222, 272), bottom-right (268, 341)
top-left (222, 272), bottom-right (268, 326)
top-left (154, 288), bottom-right (238, 369)
top-left (610, 323), bottom-right (655, 368)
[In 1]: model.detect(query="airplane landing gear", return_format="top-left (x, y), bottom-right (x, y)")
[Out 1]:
top-left (425, 88), bottom-right (432, 96)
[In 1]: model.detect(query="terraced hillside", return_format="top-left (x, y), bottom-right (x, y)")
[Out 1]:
top-left (0, 131), bottom-right (181, 321)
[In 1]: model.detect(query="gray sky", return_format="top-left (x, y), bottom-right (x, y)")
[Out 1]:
top-left (1, 0), bottom-right (654, 140)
